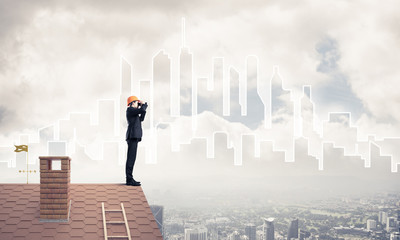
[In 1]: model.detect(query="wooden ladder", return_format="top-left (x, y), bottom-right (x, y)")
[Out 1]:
top-left (102, 202), bottom-right (132, 240)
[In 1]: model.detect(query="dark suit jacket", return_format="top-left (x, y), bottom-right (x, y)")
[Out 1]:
top-left (125, 103), bottom-right (148, 141)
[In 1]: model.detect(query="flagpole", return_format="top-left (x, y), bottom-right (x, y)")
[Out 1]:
top-left (26, 151), bottom-right (28, 184)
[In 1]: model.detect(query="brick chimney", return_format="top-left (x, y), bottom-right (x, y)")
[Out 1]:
top-left (39, 156), bottom-right (71, 222)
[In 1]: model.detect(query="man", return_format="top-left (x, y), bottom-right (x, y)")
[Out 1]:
top-left (125, 95), bottom-right (148, 186)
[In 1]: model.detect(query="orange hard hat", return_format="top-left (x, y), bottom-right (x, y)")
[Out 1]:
top-left (127, 96), bottom-right (140, 106)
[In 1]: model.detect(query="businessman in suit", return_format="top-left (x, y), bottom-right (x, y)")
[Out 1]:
top-left (125, 96), bottom-right (148, 186)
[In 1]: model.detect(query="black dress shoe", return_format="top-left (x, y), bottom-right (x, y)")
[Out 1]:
top-left (133, 179), bottom-right (141, 184)
top-left (126, 181), bottom-right (141, 186)
top-left (126, 178), bottom-right (140, 184)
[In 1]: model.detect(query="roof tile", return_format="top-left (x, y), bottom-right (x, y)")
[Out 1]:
top-left (56, 224), bottom-right (72, 233)
top-left (70, 213), bottom-right (85, 221)
top-left (83, 217), bottom-right (98, 225)
top-left (70, 228), bottom-right (85, 237)
top-left (0, 233), bottom-right (14, 239)
top-left (42, 236), bottom-right (57, 240)
top-left (83, 210), bottom-right (98, 218)
top-left (131, 228), bottom-right (141, 236)
top-left (15, 199), bottom-right (30, 206)
top-left (82, 232), bottom-right (101, 240)
top-left (73, 201), bottom-right (85, 208)
top-left (12, 237), bottom-right (27, 240)
top-left (52, 232), bottom-right (70, 239)
top-left (137, 224), bottom-right (155, 233)
top-left (25, 232), bottom-right (42, 239)
top-left (13, 228), bottom-right (30, 237)
top-left (1, 207), bottom-right (12, 214)
top-left (135, 216), bottom-right (150, 225)
top-left (9, 210), bottom-right (24, 218)
top-left (134, 210), bottom-right (150, 218)
top-left (73, 207), bottom-right (85, 214)
top-left (70, 220), bottom-right (85, 229)
top-left (84, 224), bottom-right (99, 233)
top-left (42, 222), bottom-right (59, 229)
top-left (28, 224), bottom-right (44, 233)
top-left (0, 220), bottom-right (5, 229)
top-left (141, 232), bottom-right (161, 240)
top-left (5, 217), bottom-right (20, 225)
top-left (23, 207), bottom-right (37, 214)
top-left (1, 224), bottom-right (17, 233)
top-left (18, 220), bottom-right (32, 229)
top-left (41, 228), bottom-right (57, 237)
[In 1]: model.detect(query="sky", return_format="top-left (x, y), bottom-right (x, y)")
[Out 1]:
top-left (1, 0), bottom-right (400, 190)
top-left (1, 0), bottom-right (400, 139)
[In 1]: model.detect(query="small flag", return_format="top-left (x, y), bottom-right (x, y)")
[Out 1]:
top-left (14, 145), bottom-right (28, 152)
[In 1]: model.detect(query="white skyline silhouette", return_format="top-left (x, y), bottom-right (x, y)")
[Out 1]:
top-left (0, 18), bottom-right (399, 184)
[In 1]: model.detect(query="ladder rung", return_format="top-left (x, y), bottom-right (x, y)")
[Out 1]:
top-left (105, 209), bottom-right (122, 212)
top-left (107, 221), bottom-right (125, 224)
top-left (108, 236), bottom-right (129, 238)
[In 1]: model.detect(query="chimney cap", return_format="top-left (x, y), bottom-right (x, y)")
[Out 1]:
top-left (39, 156), bottom-right (71, 160)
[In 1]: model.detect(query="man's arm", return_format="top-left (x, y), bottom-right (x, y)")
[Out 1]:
top-left (139, 103), bottom-right (148, 122)
top-left (127, 106), bottom-right (145, 118)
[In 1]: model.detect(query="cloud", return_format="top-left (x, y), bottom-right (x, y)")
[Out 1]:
top-left (1, 0), bottom-right (400, 166)
top-left (332, 1), bottom-right (400, 122)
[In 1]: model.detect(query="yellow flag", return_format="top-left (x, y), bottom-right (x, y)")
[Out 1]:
top-left (14, 145), bottom-right (28, 152)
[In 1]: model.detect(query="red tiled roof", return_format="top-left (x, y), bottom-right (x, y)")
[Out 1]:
top-left (0, 184), bottom-right (163, 240)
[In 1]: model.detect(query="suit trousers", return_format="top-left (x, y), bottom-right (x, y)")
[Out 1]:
top-left (126, 139), bottom-right (139, 181)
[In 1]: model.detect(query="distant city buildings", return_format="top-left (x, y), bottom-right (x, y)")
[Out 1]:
top-left (391, 232), bottom-right (400, 240)
top-left (299, 229), bottom-right (310, 240)
top-left (245, 224), bottom-right (257, 240)
top-left (185, 227), bottom-right (207, 240)
top-left (263, 218), bottom-right (275, 240)
top-left (380, 211), bottom-right (389, 224)
top-left (388, 217), bottom-right (397, 232)
top-left (367, 219), bottom-right (377, 231)
top-left (229, 230), bottom-right (240, 240)
top-left (162, 193), bottom-right (400, 240)
top-left (287, 219), bottom-right (299, 240)
top-left (397, 210), bottom-right (400, 232)
top-left (150, 205), bottom-right (164, 237)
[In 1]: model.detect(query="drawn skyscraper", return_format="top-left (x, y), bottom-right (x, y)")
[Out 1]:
top-left (245, 56), bottom-right (264, 129)
top-left (120, 57), bottom-right (132, 133)
top-left (97, 99), bottom-right (115, 138)
top-left (300, 85), bottom-right (323, 166)
top-left (300, 85), bottom-right (315, 138)
top-left (227, 67), bottom-right (241, 122)
top-left (269, 66), bottom-right (295, 162)
top-left (180, 47), bottom-right (193, 116)
top-left (139, 79), bottom-right (152, 129)
top-left (153, 50), bottom-right (171, 125)
top-left (270, 66), bottom-right (293, 118)
top-left (323, 112), bottom-right (357, 155)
